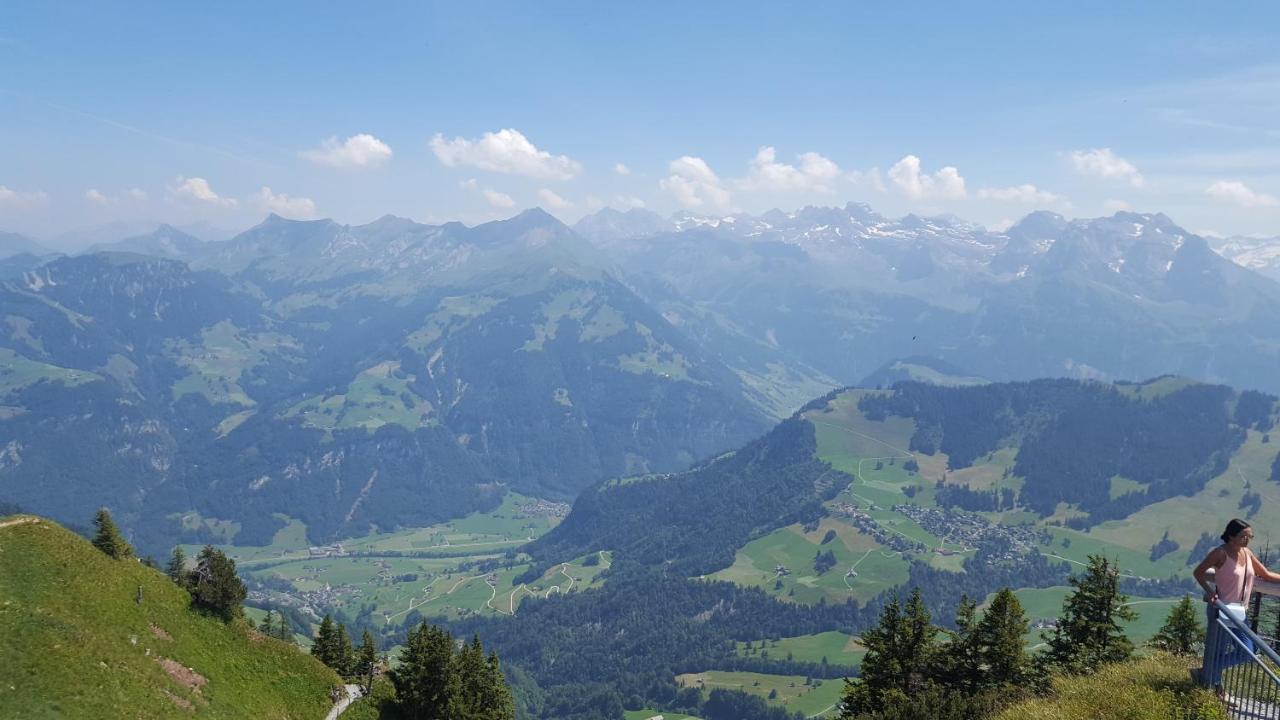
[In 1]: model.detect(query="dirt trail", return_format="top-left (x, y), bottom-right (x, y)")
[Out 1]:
top-left (0, 516), bottom-right (40, 530)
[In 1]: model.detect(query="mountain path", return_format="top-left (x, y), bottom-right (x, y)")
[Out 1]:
top-left (0, 516), bottom-right (40, 530)
top-left (323, 684), bottom-right (363, 720)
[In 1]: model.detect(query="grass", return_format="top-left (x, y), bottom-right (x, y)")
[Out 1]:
top-left (624, 711), bottom-right (702, 720)
top-left (736, 631), bottom-right (866, 667)
top-left (0, 347), bottom-right (101, 398)
top-left (999, 586), bottom-right (1184, 649)
top-left (0, 516), bottom-right (340, 719)
top-left (707, 519), bottom-right (910, 605)
top-left (283, 360), bottom-right (434, 434)
top-left (200, 494), bottom-right (579, 624)
top-left (992, 653), bottom-right (1226, 720)
top-left (166, 321), bottom-right (300, 408)
top-left (675, 670), bottom-right (843, 717)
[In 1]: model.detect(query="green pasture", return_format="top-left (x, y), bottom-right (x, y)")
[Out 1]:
top-left (708, 520), bottom-right (910, 604)
top-left (0, 347), bottom-right (101, 398)
top-left (283, 359), bottom-right (434, 433)
top-left (624, 711), bottom-right (702, 720)
top-left (675, 670), bottom-right (843, 717)
top-left (998, 586), bottom-right (1186, 649)
top-left (167, 321), bottom-right (298, 407)
top-left (736, 631), bottom-right (866, 668)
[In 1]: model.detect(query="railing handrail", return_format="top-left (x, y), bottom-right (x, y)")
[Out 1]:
top-left (1203, 566), bottom-right (1280, 599)
top-left (1213, 598), bottom-right (1280, 669)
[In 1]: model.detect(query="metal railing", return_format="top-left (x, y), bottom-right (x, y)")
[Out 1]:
top-left (1198, 575), bottom-right (1280, 718)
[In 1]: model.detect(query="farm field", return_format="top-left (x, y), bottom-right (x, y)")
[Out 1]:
top-left (190, 493), bottom-right (586, 627)
top-left (735, 631), bottom-right (865, 668)
top-left (998, 586), bottom-right (1186, 649)
top-left (707, 519), bottom-right (910, 605)
top-left (675, 671), bottom-right (843, 717)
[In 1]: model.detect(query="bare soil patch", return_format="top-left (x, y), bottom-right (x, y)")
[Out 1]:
top-left (156, 657), bottom-right (207, 693)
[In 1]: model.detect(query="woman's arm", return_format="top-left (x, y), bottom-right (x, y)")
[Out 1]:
top-left (1193, 548), bottom-right (1224, 602)
top-left (1250, 549), bottom-right (1280, 583)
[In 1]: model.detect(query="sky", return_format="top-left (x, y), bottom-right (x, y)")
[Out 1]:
top-left (2, 2), bottom-right (1279, 246)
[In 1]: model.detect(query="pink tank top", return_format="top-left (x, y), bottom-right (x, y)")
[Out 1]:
top-left (1218, 548), bottom-right (1256, 604)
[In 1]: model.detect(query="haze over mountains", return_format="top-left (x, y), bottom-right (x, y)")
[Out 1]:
top-left (2, 201), bottom-right (1280, 552)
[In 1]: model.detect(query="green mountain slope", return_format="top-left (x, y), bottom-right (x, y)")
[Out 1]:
top-left (0, 516), bottom-right (341, 719)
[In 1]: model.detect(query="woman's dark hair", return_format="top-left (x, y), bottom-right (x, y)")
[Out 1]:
top-left (1222, 518), bottom-right (1252, 543)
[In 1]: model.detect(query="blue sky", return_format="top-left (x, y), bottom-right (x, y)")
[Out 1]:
top-left (2, 2), bottom-right (1279, 244)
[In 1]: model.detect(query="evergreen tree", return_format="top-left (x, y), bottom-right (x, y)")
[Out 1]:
top-left (392, 621), bottom-right (458, 718)
top-left (974, 587), bottom-right (1030, 688)
top-left (313, 615), bottom-right (338, 668)
top-left (166, 546), bottom-right (190, 589)
top-left (1149, 595), bottom-right (1202, 656)
top-left (189, 545), bottom-right (245, 622)
top-left (840, 588), bottom-right (938, 717)
top-left (357, 630), bottom-right (379, 693)
top-left (259, 610), bottom-right (276, 636)
top-left (1042, 555), bottom-right (1136, 673)
top-left (937, 595), bottom-right (982, 693)
top-left (335, 624), bottom-right (355, 677)
top-left (274, 612), bottom-right (293, 641)
top-left (91, 508), bottom-right (132, 559)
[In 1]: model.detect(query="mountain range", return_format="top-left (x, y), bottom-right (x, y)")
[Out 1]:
top-left (3, 201), bottom-right (1280, 552)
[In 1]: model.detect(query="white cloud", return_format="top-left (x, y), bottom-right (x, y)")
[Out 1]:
top-left (0, 185), bottom-right (49, 210)
top-left (537, 188), bottom-right (572, 209)
top-left (1069, 148), bottom-right (1145, 188)
top-left (1205, 180), bottom-right (1279, 208)
top-left (660, 156), bottom-right (733, 210)
top-left (976, 184), bottom-right (1061, 204)
top-left (127, 188), bottom-right (148, 201)
top-left (614, 195), bottom-right (645, 209)
top-left (460, 178), bottom-right (515, 208)
top-left (614, 163), bottom-right (631, 176)
top-left (1103, 199), bottom-right (1131, 213)
top-left (431, 128), bottom-right (581, 180)
top-left (990, 218), bottom-right (1016, 233)
top-left (888, 155), bottom-right (966, 199)
top-left (302, 133), bottom-right (393, 168)
top-left (172, 177), bottom-right (237, 207)
top-left (847, 167), bottom-right (887, 193)
top-left (482, 188), bottom-right (515, 208)
top-left (739, 146), bottom-right (841, 193)
top-left (86, 189), bottom-right (109, 206)
top-left (256, 187), bottom-right (318, 218)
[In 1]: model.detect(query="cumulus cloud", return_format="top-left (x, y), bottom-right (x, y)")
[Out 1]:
top-left (660, 156), bottom-right (733, 210)
top-left (1206, 180), bottom-right (1279, 208)
top-left (460, 178), bottom-right (515, 208)
top-left (739, 146), bottom-right (841, 193)
top-left (537, 188), bottom-right (572, 209)
top-left (86, 189), bottom-right (109, 206)
top-left (431, 128), bottom-right (581, 180)
top-left (614, 163), bottom-right (631, 176)
top-left (976, 184), bottom-right (1061, 204)
top-left (888, 155), bottom-right (966, 199)
top-left (302, 133), bottom-right (393, 168)
top-left (848, 168), bottom-right (887, 193)
top-left (0, 186), bottom-right (49, 210)
top-left (256, 187), bottom-right (318, 218)
top-left (1069, 148), bottom-right (1145, 187)
top-left (172, 177), bottom-right (237, 207)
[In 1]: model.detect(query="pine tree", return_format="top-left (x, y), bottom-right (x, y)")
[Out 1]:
top-left (259, 610), bottom-right (276, 635)
top-left (448, 635), bottom-right (490, 719)
top-left (937, 595), bottom-right (982, 693)
top-left (313, 615), bottom-right (337, 668)
top-left (974, 587), bottom-right (1030, 688)
top-left (91, 508), bottom-right (133, 559)
top-left (274, 612), bottom-right (293, 641)
top-left (357, 630), bottom-right (378, 693)
top-left (335, 624), bottom-right (355, 677)
top-left (840, 588), bottom-right (939, 717)
top-left (166, 546), bottom-right (190, 589)
top-left (1150, 595), bottom-right (1202, 656)
top-left (189, 545), bottom-right (245, 622)
top-left (392, 621), bottom-right (458, 718)
top-left (1042, 554), bottom-right (1136, 673)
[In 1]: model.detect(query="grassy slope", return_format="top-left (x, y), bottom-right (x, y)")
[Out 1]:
top-left (992, 653), bottom-right (1225, 720)
top-left (0, 516), bottom-right (340, 719)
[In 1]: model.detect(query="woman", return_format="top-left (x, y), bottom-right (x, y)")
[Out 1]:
top-left (1192, 518), bottom-right (1280, 693)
